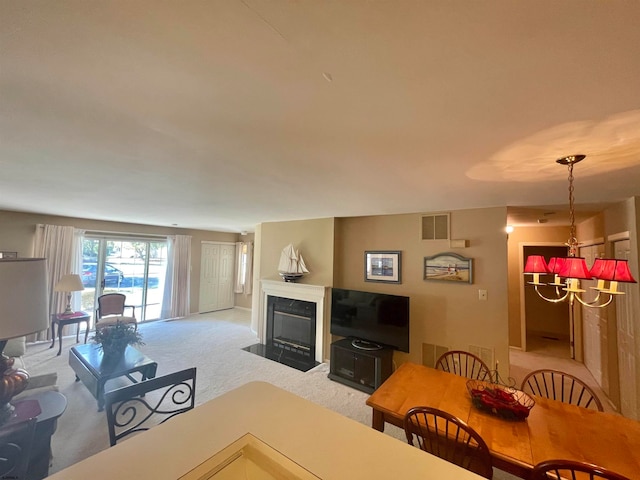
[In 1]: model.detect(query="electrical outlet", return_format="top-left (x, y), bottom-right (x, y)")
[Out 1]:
top-left (478, 289), bottom-right (488, 301)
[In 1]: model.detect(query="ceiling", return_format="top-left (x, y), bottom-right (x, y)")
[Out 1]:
top-left (2, 1), bottom-right (640, 233)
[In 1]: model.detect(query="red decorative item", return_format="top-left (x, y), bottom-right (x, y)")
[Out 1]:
top-left (467, 379), bottom-right (535, 421)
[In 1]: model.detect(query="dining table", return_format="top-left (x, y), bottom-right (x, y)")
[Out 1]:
top-left (366, 362), bottom-right (640, 479)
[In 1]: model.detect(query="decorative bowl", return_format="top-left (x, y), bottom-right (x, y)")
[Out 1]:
top-left (466, 379), bottom-right (535, 421)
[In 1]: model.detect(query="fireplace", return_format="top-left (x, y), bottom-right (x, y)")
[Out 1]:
top-left (243, 280), bottom-right (328, 372)
top-left (266, 296), bottom-right (316, 363)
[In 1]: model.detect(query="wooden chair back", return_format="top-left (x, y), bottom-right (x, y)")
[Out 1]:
top-left (97, 293), bottom-right (133, 317)
top-left (520, 369), bottom-right (603, 411)
top-left (404, 406), bottom-right (493, 479)
top-left (0, 417), bottom-right (36, 479)
top-left (435, 350), bottom-right (491, 380)
top-left (531, 459), bottom-right (631, 480)
top-left (105, 367), bottom-right (197, 446)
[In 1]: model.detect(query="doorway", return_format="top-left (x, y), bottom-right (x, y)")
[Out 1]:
top-left (199, 242), bottom-right (235, 313)
top-left (522, 245), bottom-right (571, 358)
top-left (80, 236), bottom-right (168, 327)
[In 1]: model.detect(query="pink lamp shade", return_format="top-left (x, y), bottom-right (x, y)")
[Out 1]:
top-left (524, 255), bottom-right (549, 274)
top-left (547, 257), bottom-right (566, 274)
top-left (598, 259), bottom-right (637, 283)
top-left (589, 258), bottom-right (606, 278)
top-left (558, 257), bottom-right (592, 280)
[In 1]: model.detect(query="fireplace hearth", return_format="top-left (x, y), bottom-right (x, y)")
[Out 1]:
top-left (244, 295), bottom-right (319, 372)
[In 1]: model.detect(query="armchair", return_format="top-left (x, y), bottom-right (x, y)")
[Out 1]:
top-left (96, 293), bottom-right (137, 330)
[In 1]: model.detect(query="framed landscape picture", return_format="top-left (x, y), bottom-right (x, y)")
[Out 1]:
top-left (365, 251), bottom-right (401, 283)
top-left (424, 252), bottom-right (472, 284)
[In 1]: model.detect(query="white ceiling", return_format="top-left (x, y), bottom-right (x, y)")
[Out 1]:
top-left (2, 1), bottom-right (640, 233)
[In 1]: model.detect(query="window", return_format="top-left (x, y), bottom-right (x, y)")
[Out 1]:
top-left (235, 241), bottom-right (253, 294)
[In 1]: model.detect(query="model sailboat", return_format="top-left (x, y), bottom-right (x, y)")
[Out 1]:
top-left (278, 243), bottom-right (309, 282)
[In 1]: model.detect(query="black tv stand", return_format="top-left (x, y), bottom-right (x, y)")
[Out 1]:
top-left (328, 338), bottom-right (393, 394)
top-left (351, 338), bottom-right (383, 351)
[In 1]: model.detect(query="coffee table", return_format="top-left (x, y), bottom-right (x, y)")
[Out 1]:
top-left (69, 343), bottom-right (157, 411)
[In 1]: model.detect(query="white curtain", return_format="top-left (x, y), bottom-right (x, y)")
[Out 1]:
top-left (32, 224), bottom-right (80, 341)
top-left (234, 241), bottom-right (253, 295)
top-left (162, 235), bottom-right (192, 319)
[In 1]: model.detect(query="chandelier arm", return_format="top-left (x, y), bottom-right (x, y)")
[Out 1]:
top-left (573, 293), bottom-right (614, 309)
top-left (533, 285), bottom-right (569, 303)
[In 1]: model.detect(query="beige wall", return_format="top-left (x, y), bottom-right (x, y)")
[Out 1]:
top-left (0, 209), bottom-right (242, 314)
top-left (334, 207), bottom-right (510, 377)
top-left (258, 218), bottom-right (336, 286)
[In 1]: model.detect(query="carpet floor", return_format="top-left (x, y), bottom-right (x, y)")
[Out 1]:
top-left (20, 308), bottom-right (575, 479)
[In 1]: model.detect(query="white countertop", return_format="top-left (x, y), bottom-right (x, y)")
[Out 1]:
top-left (50, 381), bottom-right (483, 479)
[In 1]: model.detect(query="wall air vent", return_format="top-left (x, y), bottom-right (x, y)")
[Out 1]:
top-left (422, 343), bottom-right (449, 368)
top-left (421, 213), bottom-right (450, 240)
top-left (469, 345), bottom-right (495, 371)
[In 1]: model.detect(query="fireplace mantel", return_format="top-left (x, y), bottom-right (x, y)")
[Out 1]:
top-left (260, 279), bottom-right (329, 363)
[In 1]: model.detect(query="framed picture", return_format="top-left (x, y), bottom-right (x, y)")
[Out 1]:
top-left (424, 252), bottom-right (473, 284)
top-left (0, 251), bottom-right (17, 259)
top-left (365, 251), bottom-right (402, 283)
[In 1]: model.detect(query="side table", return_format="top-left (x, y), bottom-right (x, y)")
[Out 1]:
top-left (50, 312), bottom-right (91, 356)
top-left (6, 391), bottom-right (67, 480)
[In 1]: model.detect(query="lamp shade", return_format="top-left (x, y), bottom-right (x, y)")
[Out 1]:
top-left (54, 274), bottom-right (85, 292)
top-left (0, 258), bottom-right (49, 340)
top-left (589, 258), bottom-right (607, 278)
top-left (546, 257), bottom-right (566, 275)
top-left (558, 257), bottom-right (592, 280)
top-left (598, 259), bottom-right (637, 283)
top-left (524, 255), bottom-right (549, 274)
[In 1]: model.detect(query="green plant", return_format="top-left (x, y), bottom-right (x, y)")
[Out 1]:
top-left (90, 321), bottom-right (144, 354)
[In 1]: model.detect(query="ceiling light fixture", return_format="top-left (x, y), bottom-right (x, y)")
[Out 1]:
top-left (523, 155), bottom-right (636, 309)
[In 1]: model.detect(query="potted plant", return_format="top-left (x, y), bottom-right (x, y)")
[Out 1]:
top-left (91, 320), bottom-right (144, 359)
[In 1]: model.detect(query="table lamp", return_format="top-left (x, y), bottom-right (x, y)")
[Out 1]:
top-left (0, 258), bottom-right (49, 424)
top-left (54, 273), bottom-right (85, 314)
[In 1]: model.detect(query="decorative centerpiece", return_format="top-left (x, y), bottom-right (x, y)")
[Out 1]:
top-left (278, 243), bottom-right (309, 282)
top-left (467, 374), bottom-right (535, 421)
top-left (91, 321), bottom-right (144, 360)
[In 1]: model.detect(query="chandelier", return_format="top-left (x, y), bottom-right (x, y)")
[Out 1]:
top-left (523, 155), bottom-right (636, 309)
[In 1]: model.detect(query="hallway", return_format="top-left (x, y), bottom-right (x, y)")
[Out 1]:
top-left (509, 335), bottom-right (616, 413)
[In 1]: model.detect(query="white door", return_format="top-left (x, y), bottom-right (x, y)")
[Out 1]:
top-left (616, 239), bottom-right (637, 419)
top-left (199, 242), bottom-right (236, 313)
top-left (217, 244), bottom-right (236, 310)
top-left (581, 244), bottom-right (604, 387)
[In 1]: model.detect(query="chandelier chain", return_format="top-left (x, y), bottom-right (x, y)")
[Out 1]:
top-left (567, 162), bottom-right (578, 257)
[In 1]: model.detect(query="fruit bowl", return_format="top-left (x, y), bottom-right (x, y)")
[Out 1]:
top-left (466, 379), bottom-right (535, 421)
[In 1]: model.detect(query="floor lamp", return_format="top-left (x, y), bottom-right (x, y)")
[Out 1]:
top-left (0, 258), bottom-right (49, 424)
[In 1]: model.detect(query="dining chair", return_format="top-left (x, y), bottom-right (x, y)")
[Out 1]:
top-left (0, 417), bottom-right (37, 480)
top-left (105, 367), bottom-right (197, 446)
top-left (531, 459), bottom-right (631, 480)
top-left (520, 369), bottom-right (604, 411)
top-left (404, 406), bottom-right (493, 479)
top-left (96, 293), bottom-right (137, 330)
top-left (435, 350), bottom-right (491, 380)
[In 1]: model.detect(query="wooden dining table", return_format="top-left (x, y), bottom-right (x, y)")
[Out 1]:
top-left (366, 362), bottom-right (640, 479)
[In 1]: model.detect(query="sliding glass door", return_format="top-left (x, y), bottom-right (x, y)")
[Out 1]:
top-left (80, 236), bottom-right (168, 326)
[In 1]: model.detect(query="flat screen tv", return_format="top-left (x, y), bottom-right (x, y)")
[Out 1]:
top-left (330, 288), bottom-right (410, 352)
